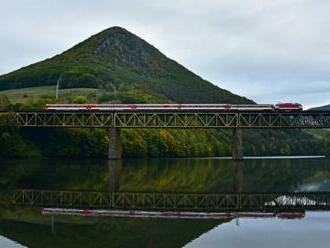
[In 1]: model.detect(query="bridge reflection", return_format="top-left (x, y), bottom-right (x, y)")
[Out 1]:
top-left (9, 189), bottom-right (330, 212)
top-left (2, 157), bottom-right (330, 213)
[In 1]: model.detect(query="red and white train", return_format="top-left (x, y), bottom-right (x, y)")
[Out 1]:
top-left (45, 103), bottom-right (303, 111)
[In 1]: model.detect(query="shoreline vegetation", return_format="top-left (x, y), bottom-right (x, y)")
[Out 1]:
top-left (0, 91), bottom-right (329, 159)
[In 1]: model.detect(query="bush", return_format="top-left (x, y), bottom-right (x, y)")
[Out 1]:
top-left (73, 96), bottom-right (87, 104)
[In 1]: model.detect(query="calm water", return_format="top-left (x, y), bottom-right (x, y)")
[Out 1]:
top-left (0, 156), bottom-right (330, 247)
top-left (0, 236), bottom-right (25, 247)
top-left (184, 211), bottom-right (330, 248)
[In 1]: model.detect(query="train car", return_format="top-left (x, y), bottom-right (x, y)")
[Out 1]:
top-left (274, 103), bottom-right (303, 111)
top-left (45, 103), bottom-right (303, 112)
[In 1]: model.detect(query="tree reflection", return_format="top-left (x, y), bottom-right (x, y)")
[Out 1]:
top-left (1, 157), bottom-right (330, 193)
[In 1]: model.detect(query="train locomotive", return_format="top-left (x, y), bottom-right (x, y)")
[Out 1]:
top-left (45, 103), bottom-right (303, 112)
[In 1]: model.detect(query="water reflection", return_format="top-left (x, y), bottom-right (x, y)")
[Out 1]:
top-left (233, 160), bottom-right (243, 193)
top-left (107, 159), bottom-right (245, 193)
top-left (184, 211), bottom-right (330, 248)
top-left (1, 157), bottom-right (330, 193)
top-left (1, 157), bottom-right (330, 247)
top-left (0, 206), bottom-right (222, 248)
top-left (0, 236), bottom-right (24, 248)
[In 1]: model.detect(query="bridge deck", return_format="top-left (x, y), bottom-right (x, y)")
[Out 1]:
top-left (4, 111), bottom-right (330, 128)
top-left (6, 189), bottom-right (330, 211)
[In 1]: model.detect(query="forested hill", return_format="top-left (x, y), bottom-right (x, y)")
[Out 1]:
top-left (0, 26), bottom-right (251, 104)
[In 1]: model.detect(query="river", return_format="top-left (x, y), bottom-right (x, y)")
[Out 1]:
top-left (0, 156), bottom-right (329, 247)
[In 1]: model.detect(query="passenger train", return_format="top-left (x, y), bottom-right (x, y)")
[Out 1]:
top-left (45, 103), bottom-right (303, 111)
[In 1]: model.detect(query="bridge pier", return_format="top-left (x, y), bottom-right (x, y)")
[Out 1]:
top-left (108, 128), bottom-right (122, 160)
top-left (232, 128), bottom-right (243, 160)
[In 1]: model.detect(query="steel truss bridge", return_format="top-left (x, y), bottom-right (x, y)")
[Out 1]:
top-left (7, 189), bottom-right (330, 211)
top-left (6, 111), bottom-right (330, 128)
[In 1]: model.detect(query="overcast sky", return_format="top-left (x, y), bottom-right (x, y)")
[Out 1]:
top-left (0, 0), bottom-right (329, 108)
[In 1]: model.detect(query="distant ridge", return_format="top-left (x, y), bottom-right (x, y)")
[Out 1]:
top-left (0, 26), bottom-right (252, 104)
top-left (309, 104), bottom-right (330, 111)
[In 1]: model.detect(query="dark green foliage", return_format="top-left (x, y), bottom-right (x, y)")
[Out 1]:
top-left (314, 130), bottom-right (330, 155)
top-left (243, 129), bottom-right (323, 156)
top-left (21, 128), bottom-right (108, 158)
top-left (0, 95), bottom-right (11, 110)
top-left (0, 116), bottom-right (38, 157)
top-left (60, 71), bottom-right (99, 89)
top-left (121, 129), bottom-right (230, 158)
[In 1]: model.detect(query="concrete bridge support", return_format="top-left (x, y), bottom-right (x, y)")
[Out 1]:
top-left (232, 128), bottom-right (243, 160)
top-left (108, 128), bottom-right (122, 160)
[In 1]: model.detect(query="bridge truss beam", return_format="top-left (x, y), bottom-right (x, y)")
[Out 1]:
top-left (9, 111), bottom-right (330, 128)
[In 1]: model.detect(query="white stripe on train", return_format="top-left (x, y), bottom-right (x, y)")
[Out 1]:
top-left (45, 103), bottom-right (303, 111)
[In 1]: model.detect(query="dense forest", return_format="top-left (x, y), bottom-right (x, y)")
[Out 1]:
top-left (0, 89), bottom-right (328, 158)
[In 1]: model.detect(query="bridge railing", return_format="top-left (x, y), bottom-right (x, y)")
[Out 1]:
top-left (8, 189), bottom-right (330, 211)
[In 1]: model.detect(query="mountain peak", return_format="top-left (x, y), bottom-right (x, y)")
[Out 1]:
top-left (92, 26), bottom-right (136, 44)
top-left (102, 26), bottom-right (129, 32)
top-left (0, 27), bottom-right (252, 104)
top-left (91, 27), bottom-right (150, 54)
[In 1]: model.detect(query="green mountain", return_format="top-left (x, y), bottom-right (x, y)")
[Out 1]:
top-left (0, 26), bottom-right (251, 104)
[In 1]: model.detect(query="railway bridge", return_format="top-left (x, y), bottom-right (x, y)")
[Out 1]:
top-left (3, 110), bottom-right (330, 159)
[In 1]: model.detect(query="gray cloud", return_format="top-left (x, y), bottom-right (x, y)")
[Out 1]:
top-left (0, 0), bottom-right (329, 108)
